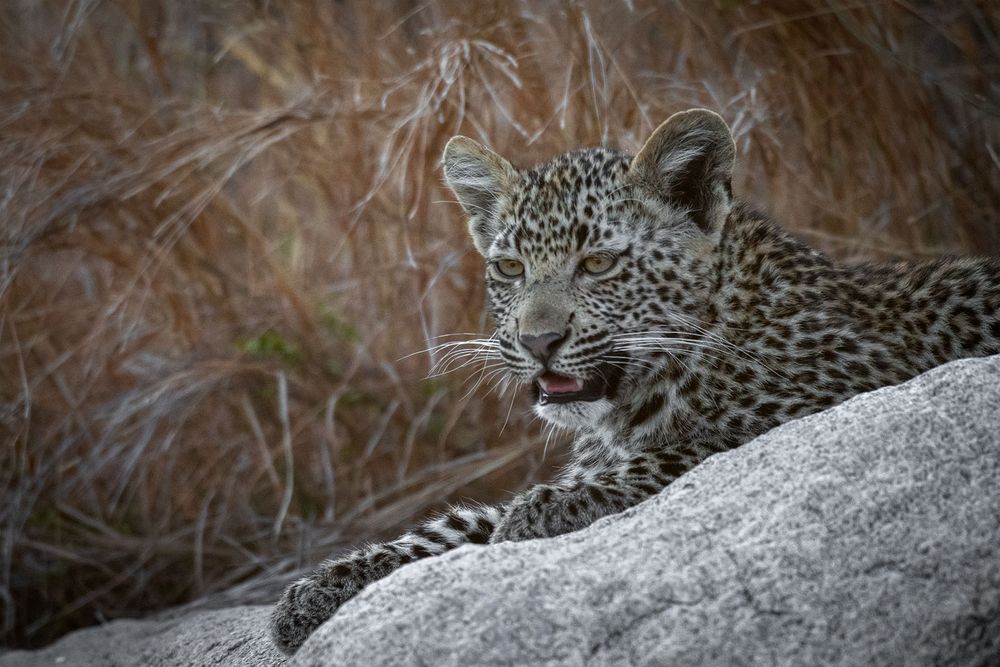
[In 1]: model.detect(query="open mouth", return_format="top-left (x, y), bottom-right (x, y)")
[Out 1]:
top-left (535, 371), bottom-right (610, 404)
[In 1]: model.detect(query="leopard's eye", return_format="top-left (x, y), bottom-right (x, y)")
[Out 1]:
top-left (581, 254), bottom-right (616, 275)
top-left (494, 258), bottom-right (524, 278)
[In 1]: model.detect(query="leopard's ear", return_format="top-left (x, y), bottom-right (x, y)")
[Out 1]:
top-left (443, 136), bottom-right (520, 256)
top-left (628, 109), bottom-right (735, 232)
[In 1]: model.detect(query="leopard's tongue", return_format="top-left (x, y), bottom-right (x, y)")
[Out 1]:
top-left (537, 373), bottom-right (584, 395)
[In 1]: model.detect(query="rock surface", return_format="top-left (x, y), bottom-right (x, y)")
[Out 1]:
top-left (6, 355), bottom-right (1000, 666)
top-left (0, 606), bottom-right (284, 667)
top-left (294, 355), bottom-right (1000, 666)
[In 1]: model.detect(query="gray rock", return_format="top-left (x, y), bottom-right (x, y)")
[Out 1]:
top-left (0, 606), bottom-right (284, 667)
top-left (293, 355), bottom-right (1000, 666)
top-left (7, 355), bottom-right (1000, 666)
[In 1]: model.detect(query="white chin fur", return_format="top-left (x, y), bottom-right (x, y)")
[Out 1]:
top-left (533, 398), bottom-right (612, 429)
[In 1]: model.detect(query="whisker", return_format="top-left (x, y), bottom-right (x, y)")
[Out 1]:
top-left (613, 318), bottom-right (791, 380)
top-left (498, 382), bottom-right (519, 437)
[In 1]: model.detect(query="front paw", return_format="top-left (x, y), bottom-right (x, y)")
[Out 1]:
top-left (490, 484), bottom-right (568, 543)
top-left (269, 562), bottom-right (361, 655)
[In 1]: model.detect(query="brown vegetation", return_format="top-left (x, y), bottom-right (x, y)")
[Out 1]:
top-left (1, 0), bottom-right (997, 649)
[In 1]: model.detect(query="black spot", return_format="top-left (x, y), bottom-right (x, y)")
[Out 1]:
top-left (845, 360), bottom-right (871, 378)
top-left (837, 338), bottom-right (859, 354)
top-left (796, 337), bottom-right (818, 350)
top-left (467, 529), bottom-right (490, 545)
top-left (825, 381), bottom-right (847, 396)
top-left (679, 374), bottom-right (701, 396)
top-left (961, 331), bottom-right (983, 351)
top-left (413, 526), bottom-right (443, 544)
top-left (446, 514), bottom-right (468, 532)
top-left (636, 482), bottom-right (660, 496)
top-left (756, 401), bottom-right (780, 419)
top-left (657, 458), bottom-right (683, 477)
top-left (587, 485), bottom-right (606, 505)
top-left (628, 393), bottom-right (665, 429)
top-left (827, 367), bottom-right (849, 381)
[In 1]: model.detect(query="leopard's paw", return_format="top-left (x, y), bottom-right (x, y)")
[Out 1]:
top-left (269, 561), bottom-right (362, 655)
top-left (489, 484), bottom-right (567, 543)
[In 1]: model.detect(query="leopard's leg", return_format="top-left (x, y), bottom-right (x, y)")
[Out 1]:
top-left (490, 448), bottom-right (696, 543)
top-left (270, 503), bottom-right (504, 654)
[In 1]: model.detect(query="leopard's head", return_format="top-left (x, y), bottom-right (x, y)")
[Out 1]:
top-left (443, 109), bottom-right (736, 429)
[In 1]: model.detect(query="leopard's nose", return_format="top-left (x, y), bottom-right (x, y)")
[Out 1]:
top-left (518, 331), bottom-right (566, 365)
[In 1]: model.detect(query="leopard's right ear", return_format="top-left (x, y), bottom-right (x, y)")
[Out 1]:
top-left (443, 136), bottom-right (520, 256)
top-left (628, 109), bottom-right (736, 233)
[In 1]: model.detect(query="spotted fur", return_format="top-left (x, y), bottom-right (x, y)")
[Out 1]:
top-left (270, 109), bottom-right (1000, 654)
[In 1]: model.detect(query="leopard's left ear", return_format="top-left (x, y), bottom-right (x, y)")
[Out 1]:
top-left (628, 109), bottom-right (735, 232)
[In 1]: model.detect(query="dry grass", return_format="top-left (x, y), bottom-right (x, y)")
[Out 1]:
top-left (1, 0), bottom-right (997, 649)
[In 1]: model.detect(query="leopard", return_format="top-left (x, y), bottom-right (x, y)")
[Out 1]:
top-left (269, 108), bottom-right (1000, 654)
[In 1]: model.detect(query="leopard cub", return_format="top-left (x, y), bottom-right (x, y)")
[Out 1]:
top-left (270, 108), bottom-right (1000, 654)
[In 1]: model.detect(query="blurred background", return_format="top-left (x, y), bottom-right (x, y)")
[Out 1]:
top-left (1, 0), bottom-right (997, 650)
